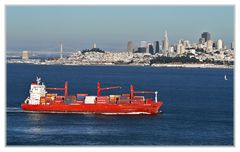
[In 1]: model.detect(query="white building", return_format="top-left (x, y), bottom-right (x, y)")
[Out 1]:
top-left (162, 31), bottom-right (169, 52)
top-left (127, 41), bottom-right (134, 53)
top-left (180, 45), bottom-right (186, 54)
top-left (217, 39), bottom-right (223, 50)
top-left (22, 51), bottom-right (29, 60)
top-left (206, 40), bottom-right (213, 52)
top-left (93, 43), bottom-right (97, 49)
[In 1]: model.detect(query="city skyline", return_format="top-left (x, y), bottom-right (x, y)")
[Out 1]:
top-left (6, 5), bottom-right (234, 52)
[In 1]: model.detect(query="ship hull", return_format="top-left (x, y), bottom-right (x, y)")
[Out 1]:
top-left (21, 102), bottom-right (163, 115)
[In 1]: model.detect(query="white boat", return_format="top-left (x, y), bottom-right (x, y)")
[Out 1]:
top-left (224, 75), bottom-right (227, 80)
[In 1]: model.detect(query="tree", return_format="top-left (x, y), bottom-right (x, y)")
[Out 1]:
top-left (82, 48), bottom-right (105, 54)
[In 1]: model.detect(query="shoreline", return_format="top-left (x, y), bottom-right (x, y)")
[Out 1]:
top-left (151, 63), bottom-right (233, 69)
top-left (7, 62), bottom-right (233, 69)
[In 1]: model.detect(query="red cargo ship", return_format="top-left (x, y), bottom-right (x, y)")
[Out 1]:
top-left (21, 77), bottom-right (163, 114)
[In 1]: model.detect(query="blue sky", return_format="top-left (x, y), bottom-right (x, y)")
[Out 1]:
top-left (6, 5), bottom-right (234, 51)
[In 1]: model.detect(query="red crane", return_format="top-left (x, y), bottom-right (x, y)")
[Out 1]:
top-left (46, 81), bottom-right (68, 97)
top-left (130, 84), bottom-right (158, 102)
top-left (97, 82), bottom-right (121, 97)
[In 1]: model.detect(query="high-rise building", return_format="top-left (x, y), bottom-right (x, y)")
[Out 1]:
top-left (22, 51), bottom-right (29, 60)
top-left (217, 39), bottom-right (223, 50)
top-left (93, 43), bottom-right (97, 49)
top-left (154, 41), bottom-right (160, 54)
top-left (192, 43), bottom-right (198, 49)
top-left (231, 42), bottom-right (234, 50)
top-left (162, 31), bottom-right (169, 52)
top-left (140, 41), bottom-right (148, 48)
top-left (199, 38), bottom-right (205, 44)
top-left (183, 40), bottom-right (190, 48)
top-left (177, 44), bottom-right (181, 54)
top-left (180, 45), bottom-right (185, 54)
top-left (136, 41), bottom-right (148, 53)
top-left (148, 43), bottom-right (154, 54)
top-left (169, 46), bottom-right (174, 53)
top-left (201, 32), bottom-right (211, 42)
top-left (206, 40), bottom-right (213, 52)
top-left (127, 41), bottom-right (134, 53)
top-left (137, 47), bottom-right (146, 53)
top-left (212, 42), bottom-right (216, 49)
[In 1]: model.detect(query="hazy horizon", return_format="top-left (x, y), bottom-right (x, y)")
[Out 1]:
top-left (6, 5), bottom-right (234, 52)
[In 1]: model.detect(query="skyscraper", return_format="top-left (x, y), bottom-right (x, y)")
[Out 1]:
top-left (177, 44), bottom-right (181, 54)
top-left (140, 41), bottom-right (148, 48)
top-left (148, 43), bottom-right (154, 54)
top-left (201, 32), bottom-right (211, 42)
top-left (180, 45), bottom-right (185, 54)
top-left (137, 47), bottom-right (146, 53)
top-left (93, 43), bottom-right (97, 49)
top-left (199, 38), bottom-right (205, 44)
top-left (22, 50), bottom-right (29, 60)
top-left (162, 31), bottom-right (169, 52)
top-left (217, 39), bottom-right (223, 50)
top-left (137, 41), bottom-right (148, 53)
top-left (206, 40), bottom-right (213, 52)
top-left (127, 41), bottom-right (134, 53)
top-left (231, 42), bottom-right (234, 50)
top-left (154, 41), bottom-right (160, 54)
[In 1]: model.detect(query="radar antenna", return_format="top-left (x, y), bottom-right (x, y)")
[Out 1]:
top-left (36, 77), bottom-right (41, 85)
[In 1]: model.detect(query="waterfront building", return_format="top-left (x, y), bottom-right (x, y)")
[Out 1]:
top-left (201, 32), bottom-right (211, 42)
top-left (22, 50), bottom-right (29, 60)
top-left (162, 31), bottom-right (169, 52)
top-left (127, 41), bottom-right (134, 53)
top-left (217, 39), bottom-right (223, 50)
top-left (154, 41), bottom-right (160, 54)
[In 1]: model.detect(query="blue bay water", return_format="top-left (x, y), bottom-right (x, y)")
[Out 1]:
top-left (6, 64), bottom-right (233, 145)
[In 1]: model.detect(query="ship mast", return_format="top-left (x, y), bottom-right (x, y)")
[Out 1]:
top-left (97, 82), bottom-right (121, 97)
top-left (46, 81), bottom-right (68, 97)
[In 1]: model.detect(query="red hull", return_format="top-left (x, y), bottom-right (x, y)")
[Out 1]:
top-left (21, 102), bottom-right (163, 114)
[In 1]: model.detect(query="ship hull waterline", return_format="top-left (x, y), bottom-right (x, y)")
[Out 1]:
top-left (21, 102), bottom-right (163, 115)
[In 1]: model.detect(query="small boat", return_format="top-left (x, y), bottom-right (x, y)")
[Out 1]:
top-left (224, 75), bottom-right (227, 80)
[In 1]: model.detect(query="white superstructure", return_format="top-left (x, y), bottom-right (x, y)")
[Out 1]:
top-left (25, 77), bottom-right (47, 105)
